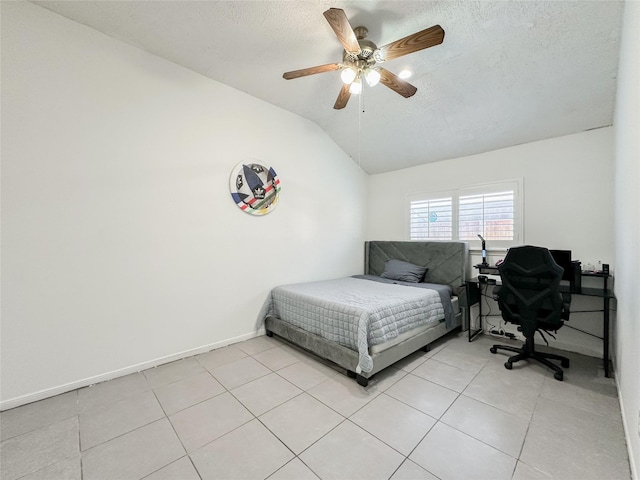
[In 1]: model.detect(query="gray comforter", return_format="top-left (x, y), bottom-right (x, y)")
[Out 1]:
top-left (262, 276), bottom-right (453, 373)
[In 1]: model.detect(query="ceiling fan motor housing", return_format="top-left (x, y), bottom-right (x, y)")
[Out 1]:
top-left (344, 26), bottom-right (379, 64)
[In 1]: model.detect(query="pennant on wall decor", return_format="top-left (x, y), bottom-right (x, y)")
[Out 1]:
top-left (229, 162), bottom-right (281, 215)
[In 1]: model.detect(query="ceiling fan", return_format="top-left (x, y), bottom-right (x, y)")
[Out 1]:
top-left (283, 8), bottom-right (445, 109)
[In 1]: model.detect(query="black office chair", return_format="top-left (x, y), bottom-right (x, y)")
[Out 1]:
top-left (490, 245), bottom-right (571, 381)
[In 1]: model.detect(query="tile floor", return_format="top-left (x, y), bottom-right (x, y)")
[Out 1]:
top-left (0, 331), bottom-right (631, 480)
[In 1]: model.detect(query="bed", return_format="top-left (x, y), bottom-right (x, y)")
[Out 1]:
top-left (262, 241), bottom-right (469, 386)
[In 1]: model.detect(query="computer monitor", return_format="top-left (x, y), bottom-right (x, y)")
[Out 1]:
top-left (549, 249), bottom-right (573, 281)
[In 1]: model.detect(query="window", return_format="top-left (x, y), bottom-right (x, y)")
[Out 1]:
top-left (408, 180), bottom-right (522, 246)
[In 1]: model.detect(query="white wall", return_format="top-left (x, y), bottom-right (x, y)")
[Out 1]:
top-left (367, 128), bottom-right (614, 264)
top-left (0, 2), bottom-right (367, 409)
top-left (613, 0), bottom-right (640, 475)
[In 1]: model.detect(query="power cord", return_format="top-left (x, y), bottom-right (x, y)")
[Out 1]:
top-left (481, 284), bottom-right (507, 338)
top-left (482, 284), bottom-right (519, 340)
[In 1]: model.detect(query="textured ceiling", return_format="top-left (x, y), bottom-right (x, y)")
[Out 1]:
top-left (32, 1), bottom-right (624, 174)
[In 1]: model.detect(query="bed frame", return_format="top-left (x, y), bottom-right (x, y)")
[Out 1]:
top-left (265, 241), bottom-right (469, 386)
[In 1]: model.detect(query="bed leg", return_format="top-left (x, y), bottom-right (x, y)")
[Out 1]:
top-left (266, 330), bottom-right (274, 337)
top-left (356, 374), bottom-right (368, 387)
top-left (421, 344), bottom-right (431, 353)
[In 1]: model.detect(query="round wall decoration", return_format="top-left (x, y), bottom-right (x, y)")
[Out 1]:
top-left (229, 162), bottom-right (281, 215)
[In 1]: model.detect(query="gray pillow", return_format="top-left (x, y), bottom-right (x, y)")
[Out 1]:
top-left (380, 259), bottom-right (428, 283)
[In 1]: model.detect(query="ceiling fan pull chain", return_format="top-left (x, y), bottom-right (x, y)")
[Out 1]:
top-left (358, 88), bottom-right (363, 168)
top-left (361, 84), bottom-right (366, 114)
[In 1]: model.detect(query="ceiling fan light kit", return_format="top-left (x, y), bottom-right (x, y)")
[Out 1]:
top-left (283, 7), bottom-right (445, 109)
top-left (340, 66), bottom-right (357, 84)
top-left (364, 68), bottom-right (381, 87)
top-left (349, 78), bottom-right (362, 94)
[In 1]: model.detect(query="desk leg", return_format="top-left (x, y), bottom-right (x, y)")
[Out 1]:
top-left (468, 283), bottom-right (483, 342)
top-left (602, 276), bottom-right (611, 378)
top-left (604, 296), bottom-right (610, 377)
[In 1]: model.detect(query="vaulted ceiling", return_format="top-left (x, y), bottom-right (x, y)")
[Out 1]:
top-left (32, 1), bottom-right (625, 174)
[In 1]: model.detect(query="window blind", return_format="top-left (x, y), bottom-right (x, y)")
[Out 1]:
top-left (458, 191), bottom-right (515, 241)
top-left (409, 197), bottom-right (452, 240)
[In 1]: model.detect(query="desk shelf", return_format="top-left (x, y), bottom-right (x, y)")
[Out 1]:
top-left (475, 264), bottom-right (499, 275)
top-left (560, 285), bottom-right (614, 298)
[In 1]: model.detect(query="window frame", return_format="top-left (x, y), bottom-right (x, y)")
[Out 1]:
top-left (406, 179), bottom-right (524, 248)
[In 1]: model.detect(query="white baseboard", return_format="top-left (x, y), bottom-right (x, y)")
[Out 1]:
top-left (0, 329), bottom-right (267, 411)
top-left (615, 372), bottom-right (639, 480)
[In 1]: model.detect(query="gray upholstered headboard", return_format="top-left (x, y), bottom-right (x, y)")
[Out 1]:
top-left (365, 241), bottom-right (470, 289)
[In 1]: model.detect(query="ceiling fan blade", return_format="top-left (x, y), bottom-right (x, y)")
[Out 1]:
top-left (283, 63), bottom-right (341, 80)
top-left (379, 68), bottom-right (417, 98)
top-left (323, 8), bottom-right (361, 54)
top-left (334, 84), bottom-right (351, 109)
top-left (378, 25), bottom-right (445, 62)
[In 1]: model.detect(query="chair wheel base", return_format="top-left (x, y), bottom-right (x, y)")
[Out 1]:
top-left (491, 339), bottom-right (569, 380)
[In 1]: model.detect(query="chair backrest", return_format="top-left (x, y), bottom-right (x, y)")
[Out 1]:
top-left (497, 245), bottom-right (565, 335)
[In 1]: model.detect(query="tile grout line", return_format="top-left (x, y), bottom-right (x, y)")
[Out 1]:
top-left (4, 333), bottom-right (629, 480)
